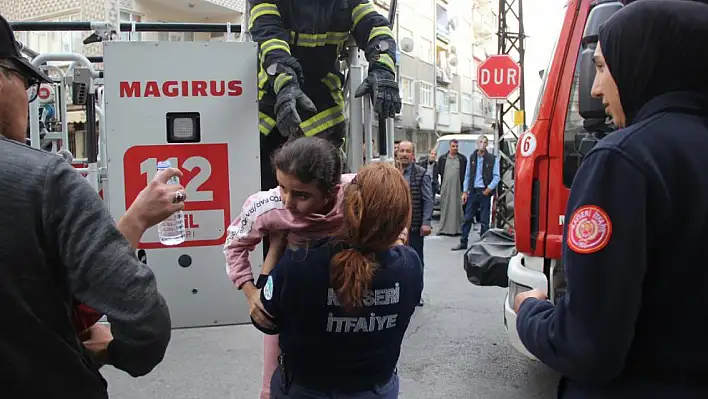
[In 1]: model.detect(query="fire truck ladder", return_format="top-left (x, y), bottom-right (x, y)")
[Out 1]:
top-left (494, 0), bottom-right (526, 231)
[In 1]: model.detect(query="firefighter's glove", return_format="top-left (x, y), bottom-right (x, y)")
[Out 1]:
top-left (354, 69), bottom-right (402, 119)
top-left (274, 80), bottom-right (317, 138)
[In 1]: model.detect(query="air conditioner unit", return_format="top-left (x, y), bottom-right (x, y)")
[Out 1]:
top-left (436, 67), bottom-right (452, 85)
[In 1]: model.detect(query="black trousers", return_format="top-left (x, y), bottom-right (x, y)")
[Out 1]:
top-left (408, 229), bottom-right (424, 291)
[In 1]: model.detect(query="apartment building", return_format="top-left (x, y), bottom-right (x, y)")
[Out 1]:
top-left (0, 0), bottom-right (243, 156)
top-left (1, 0), bottom-right (243, 53)
top-left (387, 0), bottom-right (498, 155)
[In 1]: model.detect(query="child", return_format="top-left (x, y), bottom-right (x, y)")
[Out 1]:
top-left (223, 137), bottom-right (354, 398)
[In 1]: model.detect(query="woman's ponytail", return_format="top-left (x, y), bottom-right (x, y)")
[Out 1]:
top-left (330, 183), bottom-right (377, 310)
top-left (329, 164), bottom-right (411, 312)
top-left (330, 248), bottom-right (377, 311)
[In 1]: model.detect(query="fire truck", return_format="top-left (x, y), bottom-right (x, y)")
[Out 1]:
top-left (11, 6), bottom-right (395, 329)
top-left (503, 0), bottom-right (625, 357)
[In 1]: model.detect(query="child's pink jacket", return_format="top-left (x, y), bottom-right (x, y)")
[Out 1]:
top-left (223, 174), bottom-right (355, 288)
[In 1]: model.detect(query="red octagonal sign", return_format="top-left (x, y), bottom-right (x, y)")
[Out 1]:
top-left (477, 54), bottom-right (521, 100)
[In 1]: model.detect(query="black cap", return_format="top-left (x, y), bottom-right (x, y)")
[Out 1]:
top-left (0, 14), bottom-right (52, 83)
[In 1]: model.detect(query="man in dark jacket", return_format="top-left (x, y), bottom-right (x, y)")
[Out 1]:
top-left (515, 1), bottom-right (708, 397)
top-left (0, 15), bottom-right (172, 398)
top-left (399, 140), bottom-right (432, 306)
top-left (248, 0), bottom-right (402, 191)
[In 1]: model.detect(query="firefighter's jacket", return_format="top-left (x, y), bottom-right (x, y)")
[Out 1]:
top-left (249, 0), bottom-right (397, 138)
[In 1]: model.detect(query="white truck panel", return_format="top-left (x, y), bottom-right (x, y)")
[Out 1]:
top-left (102, 41), bottom-right (261, 328)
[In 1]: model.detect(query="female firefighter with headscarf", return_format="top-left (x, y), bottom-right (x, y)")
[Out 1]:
top-left (513, 0), bottom-right (708, 397)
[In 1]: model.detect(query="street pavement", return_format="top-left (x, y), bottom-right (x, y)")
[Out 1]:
top-left (104, 222), bottom-right (559, 398)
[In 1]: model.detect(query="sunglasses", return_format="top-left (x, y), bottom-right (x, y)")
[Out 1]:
top-left (0, 63), bottom-right (42, 103)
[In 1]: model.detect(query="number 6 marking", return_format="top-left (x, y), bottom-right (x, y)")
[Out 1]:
top-left (520, 132), bottom-right (537, 157)
top-left (139, 156), bottom-right (214, 202)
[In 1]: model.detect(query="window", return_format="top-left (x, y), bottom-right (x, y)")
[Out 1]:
top-left (119, 11), bottom-right (143, 41)
top-left (461, 94), bottom-right (473, 114)
top-left (419, 81), bottom-right (433, 107)
top-left (459, 57), bottom-right (472, 78)
top-left (436, 89), bottom-right (448, 112)
top-left (158, 31), bottom-right (195, 42)
top-left (561, 55), bottom-right (583, 188)
top-left (436, 4), bottom-right (450, 37)
top-left (420, 38), bottom-right (433, 63)
top-left (449, 91), bottom-right (459, 113)
top-left (399, 27), bottom-right (414, 54)
top-left (400, 77), bottom-right (414, 104)
top-left (472, 88), bottom-right (483, 115)
top-left (482, 97), bottom-right (495, 119)
top-left (20, 14), bottom-right (84, 56)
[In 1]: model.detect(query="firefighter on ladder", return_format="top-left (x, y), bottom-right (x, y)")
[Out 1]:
top-left (249, 0), bottom-right (403, 191)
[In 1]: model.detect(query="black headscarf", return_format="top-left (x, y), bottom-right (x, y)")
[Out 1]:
top-left (598, 0), bottom-right (708, 124)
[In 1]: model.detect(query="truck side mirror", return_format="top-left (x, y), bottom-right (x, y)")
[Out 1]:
top-left (578, 1), bottom-right (623, 120)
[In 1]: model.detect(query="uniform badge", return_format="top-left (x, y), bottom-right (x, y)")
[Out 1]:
top-left (263, 276), bottom-right (274, 301)
top-left (567, 205), bottom-right (612, 254)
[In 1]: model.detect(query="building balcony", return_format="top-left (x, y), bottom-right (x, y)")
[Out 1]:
top-left (473, 21), bottom-right (495, 41)
top-left (436, 66), bottom-right (452, 85)
top-left (136, 0), bottom-right (243, 20)
top-left (436, 26), bottom-right (451, 43)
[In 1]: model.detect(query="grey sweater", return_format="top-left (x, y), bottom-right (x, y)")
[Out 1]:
top-left (0, 137), bottom-right (171, 398)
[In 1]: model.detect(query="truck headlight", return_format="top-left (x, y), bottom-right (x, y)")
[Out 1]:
top-left (166, 112), bottom-right (201, 143)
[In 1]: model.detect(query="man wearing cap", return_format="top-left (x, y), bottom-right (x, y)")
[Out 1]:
top-left (0, 14), bottom-right (174, 397)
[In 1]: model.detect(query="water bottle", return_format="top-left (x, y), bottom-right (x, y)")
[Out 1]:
top-left (156, 160), bottom-right (186, 246)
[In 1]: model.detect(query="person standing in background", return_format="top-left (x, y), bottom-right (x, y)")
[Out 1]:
top-left (436, 139), bottom-right (467, 236)
top-left (453, 135), bottom-right (499, 250)
top-left (398, 141), bottom-right (432, 306)
top-left (418, 148), bottom-right (439, 194)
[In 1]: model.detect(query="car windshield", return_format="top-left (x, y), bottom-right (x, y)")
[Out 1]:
top-left (436, 139), bottom-right (494, 159)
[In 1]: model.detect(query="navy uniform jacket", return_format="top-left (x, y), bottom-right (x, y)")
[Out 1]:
top-left (253, 240), bottom-right (422, 391)
top-left (516, 92), bottom-right (708, 397)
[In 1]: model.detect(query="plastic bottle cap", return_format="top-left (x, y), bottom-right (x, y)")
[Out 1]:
top-left (157, 160), bottom-right (172, 170)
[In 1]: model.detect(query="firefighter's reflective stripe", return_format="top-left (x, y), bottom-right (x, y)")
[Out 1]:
top-left (261, 107), bottom-right (344, 137)
top-left (352, 2), bottom-right (377, 30)
top-left (274, 74), bottom-right (292, 94)
top-left (376, 54), bottom-right (395, 72)
top-left (321, 73), bottom-right (344, 106)
top-left (288, 31), bottom-right (349, 48)
top-left (260, 112), bottom-right (277, 135)
top-left (249, 3), bottom-right (281, 30)
top-left (301, 105), bottom-right (345, 137)
top-left (260, 38), bottom-right (291, 65)
top-left (258, 68), bottom-right (268, 100)
top-left (368, 26), bottom-right (394, 42)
